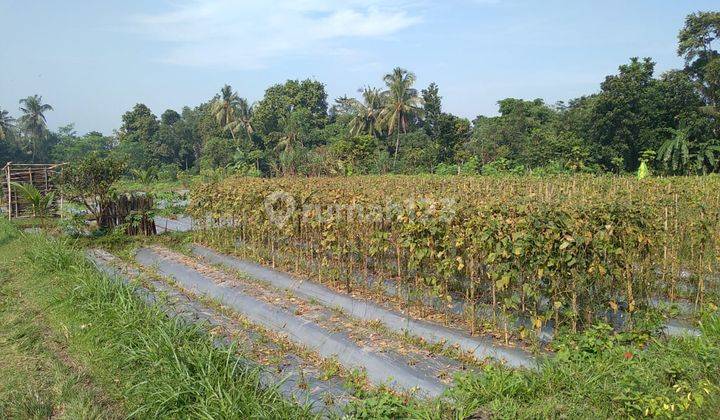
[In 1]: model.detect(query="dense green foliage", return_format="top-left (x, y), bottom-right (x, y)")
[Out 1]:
top-left (1, 12), bottom-right (719, 178)
top-left (58, 153), bottom-right (126, 226)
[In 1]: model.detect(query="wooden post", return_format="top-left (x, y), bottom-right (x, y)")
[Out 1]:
top-left (5, 163), bottom-right (11, 220)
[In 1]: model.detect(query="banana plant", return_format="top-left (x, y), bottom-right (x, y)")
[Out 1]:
top-left (131, 168), bottom-right (157, 184)
top-left (656, 128), bottom-right (690, 175)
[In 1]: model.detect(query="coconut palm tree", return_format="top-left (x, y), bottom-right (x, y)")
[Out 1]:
top-left (11, 182), bottom-right (54, 227)
top-left (18, 95), bottom-right (53, 162)
top-left (211, 85), bottom-right (241, 142)
top-left (228, 97), bottom-right (254, 144)
top-left (271, 108), bottom-right (312, 176)
top-left (380, 68), bottom-right (424, 166)
top-left (0, 108), bottom-right (15, 141)
top-left (275, 111), bottom-right (303, 154)
top-left (657, 127), bottom-right (691, 174)
top-left (348, 87), bottom-right (385, 137)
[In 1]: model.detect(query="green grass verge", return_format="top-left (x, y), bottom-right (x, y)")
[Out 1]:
top-left (115, 179), bottom-right (191, 194)
top-left (0, 231), bottom-right (118, 418)
top-left (0, 220), bottom-right (311, 419)
top-left (346, 320), bottom-right (720, 419)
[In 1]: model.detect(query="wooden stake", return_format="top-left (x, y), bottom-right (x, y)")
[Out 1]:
top-left (5, 163), bottom-right (11, 219)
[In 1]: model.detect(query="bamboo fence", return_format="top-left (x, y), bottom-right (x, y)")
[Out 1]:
top-left (2, 162), bottom-right (65, 219)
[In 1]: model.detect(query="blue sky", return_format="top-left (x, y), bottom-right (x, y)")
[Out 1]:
top-left (1, 0), bottom-right (717, 135)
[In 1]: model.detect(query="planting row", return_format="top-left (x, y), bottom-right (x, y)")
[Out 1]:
top-left (189, 175), bottom-right (720, 334)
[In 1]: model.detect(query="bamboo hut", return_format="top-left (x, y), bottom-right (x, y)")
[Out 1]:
top-left (2, 162), bottom-right (65, 219)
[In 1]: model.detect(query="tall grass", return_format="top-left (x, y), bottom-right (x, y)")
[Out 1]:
top-left (446, 319), bottom-right (720, 418)
top-left (346, 318), bottom-right (720, 419)
top-left (3, 221), bottom-right (312, 419)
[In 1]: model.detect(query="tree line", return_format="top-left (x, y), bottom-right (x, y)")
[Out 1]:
top-left (1, 11), bottom-right (719, 177)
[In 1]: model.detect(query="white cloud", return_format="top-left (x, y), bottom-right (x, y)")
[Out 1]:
top-left (131, 0), bottom-right (422, 69)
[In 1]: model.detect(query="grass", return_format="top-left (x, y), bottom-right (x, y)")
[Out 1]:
top-left (115, 179), bottom-right (191, 194)
top-left (448, 327), bottom-right (720, 418)
top-left (0, 249), bottom-right (117, 418)
top-left (0, 220), bottom-right (312, 418)
top-left (344, 321), bottom-right (720, 419)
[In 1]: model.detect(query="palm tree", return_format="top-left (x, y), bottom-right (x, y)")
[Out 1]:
top-left (211, 85), bottom-right (241, 142)
top-left (657, 127), bottom-right (691, 174)
top-left (228, 97), bottom-right (254, 144)
top-left (270, 109), bottom-right (309, 176)
top-left (380, 68), bottom-right (424, 166)
top-left (348, 87), bottom-right (385, 137)
top-left (131, 168), bottom-right (157, 184)
top-left (11, 182), bottom-right (54, 227)
top-left (0, 109), bottom-right (15, 141)
top-left (18, 95), bottom-right (53, 162)
top-left (275, 111), bottom-right (303, 154)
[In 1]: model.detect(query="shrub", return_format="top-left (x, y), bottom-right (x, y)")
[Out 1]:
top-left (58, 153), bottom-right (126, 228)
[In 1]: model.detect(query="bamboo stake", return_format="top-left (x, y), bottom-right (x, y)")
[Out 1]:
top-left (5, 163), bottom-right (11, 219)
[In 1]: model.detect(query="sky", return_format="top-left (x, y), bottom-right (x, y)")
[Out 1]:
top-left (1, 0), bottom-right (717, 135)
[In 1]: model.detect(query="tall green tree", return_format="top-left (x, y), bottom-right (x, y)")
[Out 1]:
top-left (117, 103), bottom-right (159, 169)
top-left (348, 87), bottom-right (385, 137)
top-left (678, 11), bottom-right (720, 120)
top-left (422, 82), bottom-right (442, 137)
top-left (434, 113), bottom-right (471, 164)
top-left (161, 109), bottom-right (181, 126)
top-left (51, 129), bottom-right (113, 163)
top-left (274, 107), bottom-right (313, 154)
top-left (380, 68), bottom-right (424, 166)
top-left (253, 79), bottom-right (328, 135)
top-left (470, 98), bottom-right (566, 167)
top-left (119, 104), bottom-right (159, 144)
top-left (228, 97), bottom-right (254, 144)
top-left (0, 109), bottom-right (15, 141)
top-left (51, 124), bottom-right (109, 162)
top-left (0, 109), bottom-right (21, 164)
top-left (329, 95), bottom-right (355, 122)
top-left (18, 95), bottom-right (53, 162)
top-left (588, 58), bottom-right (665, 169)
top-left (211, 85), bottom-right (242, 142)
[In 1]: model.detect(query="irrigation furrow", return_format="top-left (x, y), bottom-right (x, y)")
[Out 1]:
top-left (135, 247), bottom-right (449, 397)
top-left (86, 249), bottom-right (352, 416)
top-left (190, 244), bottom-right (537, 368)
top-left (155, 216), bottom-right (194, 233)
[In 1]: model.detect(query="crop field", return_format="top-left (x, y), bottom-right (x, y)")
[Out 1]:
top-left (1, 174), bottom-right (720, 418)
top-left (191, 175), bottom-right (720, 339)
